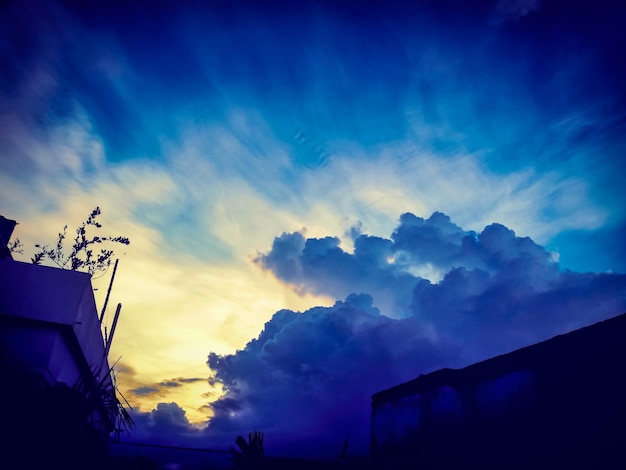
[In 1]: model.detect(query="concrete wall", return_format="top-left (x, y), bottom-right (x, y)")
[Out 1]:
top-left (0, 259), bottom-right (116, 434)
top-left (371, 313), bottom-right (626, 469)
top-left (0, 325), bottom-right (82, 385)
top-left (0, 259), bottom-right (110, 381)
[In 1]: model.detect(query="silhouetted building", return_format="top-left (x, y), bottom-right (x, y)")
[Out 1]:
top-left (0, 215), bottom-right (17, 260)
top-left (0, 218), bottom-right (118, 469)
top-left (371, 313), bottom-right (626, 469)
top-left (1, 261), bottom-right (114, 388)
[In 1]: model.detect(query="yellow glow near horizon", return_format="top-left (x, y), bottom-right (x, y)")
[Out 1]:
top-left (93, 235), bottom-right (333, 425)
top-left (7, 199), bottom-right (334, 427)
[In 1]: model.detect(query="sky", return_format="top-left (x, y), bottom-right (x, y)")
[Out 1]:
top-left (1, 0), bottom-right (625, 460)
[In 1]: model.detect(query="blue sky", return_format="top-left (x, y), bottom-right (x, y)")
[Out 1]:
top-left (3, 0), bottom-right (624, 271)
top-left (1, 0), bottom-right (625, 460)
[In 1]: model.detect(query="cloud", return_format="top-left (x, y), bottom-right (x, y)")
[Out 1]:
top-left (117, 368), bottom-right (220, 426)
top-left (206, 293), bottom-right (459, 456)
top-left (149, 403), bottom-right (195, 434)
top-left (130, 402), bottom-right (201, 446)
top-left (128, 378), bottom-right (205, 398)
top-left (208, 212), bottom-right (626, 456)
top-left (129, 386), bottom-right (160, 397)
top-left (492, 0), bottom-right (542, 24)
top-left (255, 212), bottom-right (562, 317)
top-left (175, 377), bottom-right (205, 384)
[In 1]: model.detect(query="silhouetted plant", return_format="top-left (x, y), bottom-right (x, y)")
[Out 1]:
top-left (8, 236), bottom-right (23, 255)
top-left (0, 363), bottom-right (111, 470)
top-left (230, 431), bottom-right (265, 466)
top-left (30, 206), bottom-right (129, 277)
top-left (73, 363), bottom-right (135, 440)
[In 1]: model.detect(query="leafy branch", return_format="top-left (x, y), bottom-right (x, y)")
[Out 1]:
top-left (31, 207), bottom-right (129, 277)
top-left (8, 236), bottom-right (23, 255)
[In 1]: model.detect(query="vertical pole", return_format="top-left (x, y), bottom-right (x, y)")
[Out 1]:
top-left (100, 259), bottom-right (119, 324)
top-left (105, 303), bottom-right (122, 359)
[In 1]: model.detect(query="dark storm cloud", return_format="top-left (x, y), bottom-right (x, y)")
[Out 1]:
top-left (207, 293), bottom-right (459, 456)
top-left (130, 402), bottom-right (200, 446)
top-left (148, 403), bottom-right (193, 434)
top-left (255, 212), bottom-right (559, 316)
top-left (255, 220), bottom-right (420, 317)
top-left (212, 212), bottom-right (626, 456)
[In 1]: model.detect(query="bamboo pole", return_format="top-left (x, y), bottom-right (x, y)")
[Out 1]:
top-left (99, 259), bottom-right (119, 324)
top-left (105, 303), bottom-right (122, 359)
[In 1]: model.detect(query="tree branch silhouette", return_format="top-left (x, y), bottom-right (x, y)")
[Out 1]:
top-left (31, 207), bottom-right (130, 277)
